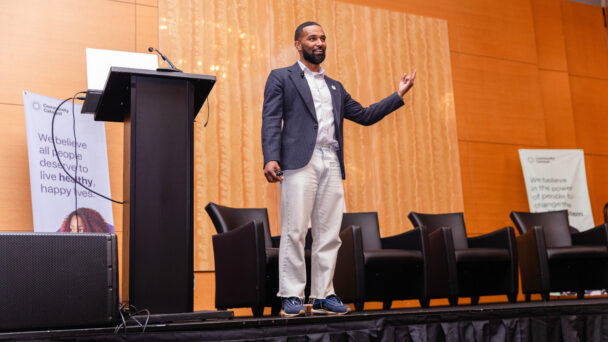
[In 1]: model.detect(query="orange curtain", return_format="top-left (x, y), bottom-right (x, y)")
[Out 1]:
top-left (159, 0), bottom-right (462, 271)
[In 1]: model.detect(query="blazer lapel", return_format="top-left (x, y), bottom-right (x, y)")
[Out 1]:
top-left (325, 77), bottom-right (341, 130)
top-left (288, 63), bottom-right (317, 121)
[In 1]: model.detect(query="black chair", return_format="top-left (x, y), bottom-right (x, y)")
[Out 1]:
top-left (205, 202), bottom-right (279, 317)
top-left (334, 212), bottom-right (430, 311)
top-left (205, 202), bottom-right (312, 317)
top-left (408, 212), bottom-right (519, 305)
top-left (510, 210), bottom-right (608, 301)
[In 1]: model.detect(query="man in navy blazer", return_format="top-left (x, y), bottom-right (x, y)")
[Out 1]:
top-left (262, 21), bottom-right (415, 317)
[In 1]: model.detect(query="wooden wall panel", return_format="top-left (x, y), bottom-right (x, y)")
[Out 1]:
top-left (106, 122), bottom-right (124, 233)
top-left (570, 76), bottom-right (608, 156)
top-left (586, 154), bottom-right (608, 226)
top-left (137, 0), bottom-right (158, 6)
top-left (0, 104), bottom-right (34, 231)
top-left (0, 0), bottom-right (158, 235)
top-left (530, 0), bottom-right (568, 71)
top-left (443, 0), bottom-right (537, 64)
top-left (136, 3), bottom-right (159, 53)
top-left (336, 6), bottom-right (463, 235)
top-left (451, 53), bottom-right (546, 146)
top-left (335, 0), bottom-right (448, 19)
top-left (0, 0), bottom-right (136, 105)
top-left (337, 0), bottom-right (538, 64)
top-left (562, 1), bottom-right (608, 79)
top-left (193, 272), bottom-right (215, 311)
top-left (459, 141), bottom-right (531, 236)
top-left (0, 0), bottom-right (142, 234)
top-left (0, 0), bottom-right (157, 306)
top-left (539, 70), bottom-right (577, 148)
top-left (161, 0), bottom-right (462, 271)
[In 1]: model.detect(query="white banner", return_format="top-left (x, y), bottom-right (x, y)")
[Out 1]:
top-left (519, 149), bottom-right (594, 230)
top-left (23, 91), bottom-right (114, 233)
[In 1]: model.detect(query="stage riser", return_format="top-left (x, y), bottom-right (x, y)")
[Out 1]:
top-left (2, 299), bottom-right (608, 341)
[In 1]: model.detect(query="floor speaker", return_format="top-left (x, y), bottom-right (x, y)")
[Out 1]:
top-left (0, 233), bottom-right (118, 331)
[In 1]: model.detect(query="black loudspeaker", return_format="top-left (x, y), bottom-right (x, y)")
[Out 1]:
top-left (0, 233), bottom-right (118, 331)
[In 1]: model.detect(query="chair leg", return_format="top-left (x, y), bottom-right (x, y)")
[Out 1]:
top-left (448, 296), bottom-right (458, 306)
top-left (382, 300), bottom-right (392, 310)
top-left (507, 293), bottom-right (517, 303)
top-left (251, 306), bottom-right (264, 317)
top-left (418, 298), bottom-right (430, 308)
top-left (541, 292), bottom-right (550, 301)
top-left (577, 290), bottom-right (585, 299)
top-left (355, 302), bottom-right (364, 312)
top-left (470, 296), bottom-right (479, 305)
top-left (525, 293), bottom-right (531, 302)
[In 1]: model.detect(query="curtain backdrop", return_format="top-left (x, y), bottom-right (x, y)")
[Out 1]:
top-left (159, 0), bottom-right (462, 271)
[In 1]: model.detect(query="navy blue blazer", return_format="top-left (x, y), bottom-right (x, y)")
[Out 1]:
top-left (262, 62), bottom-right (405, 179)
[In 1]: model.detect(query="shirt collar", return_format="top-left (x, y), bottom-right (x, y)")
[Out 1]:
top-left (297, 60), bottom-right (325, 77)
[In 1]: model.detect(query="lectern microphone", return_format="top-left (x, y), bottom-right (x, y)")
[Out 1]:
top-left (148, 47), bottom-right (182, 72)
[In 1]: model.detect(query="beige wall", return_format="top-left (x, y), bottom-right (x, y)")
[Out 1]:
top-left (1, 0), bottom-right (607, 314)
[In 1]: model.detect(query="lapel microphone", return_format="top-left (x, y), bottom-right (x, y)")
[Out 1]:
top-left (300, 71), bottom-right (305, 78)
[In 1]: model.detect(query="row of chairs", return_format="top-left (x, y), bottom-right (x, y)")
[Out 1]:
top-left (206, 202), bottom-right (608, 317)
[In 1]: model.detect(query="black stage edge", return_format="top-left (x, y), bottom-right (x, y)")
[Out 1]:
top-left (3, 299), bottom-right (608, 341)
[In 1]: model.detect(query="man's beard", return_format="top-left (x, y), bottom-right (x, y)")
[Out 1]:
top-left (302, 46), bottom-right (326, 65)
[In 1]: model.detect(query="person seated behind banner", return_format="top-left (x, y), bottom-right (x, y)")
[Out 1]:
top-left (58, 208), bottom-right (113, 233)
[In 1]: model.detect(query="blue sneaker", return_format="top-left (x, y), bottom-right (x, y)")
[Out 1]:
top-left (280, 297), bottom-right (306, 317)
top-left (311, 294), bottom-right (350, 315)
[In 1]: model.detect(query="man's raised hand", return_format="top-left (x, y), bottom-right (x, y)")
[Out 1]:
top-left (397, 70), bottom-right (416, 97)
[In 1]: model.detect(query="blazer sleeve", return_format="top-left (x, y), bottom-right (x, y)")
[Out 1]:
top-left (261, 70), bottom-right (283, 167)
top-left (342, 87), bottom-right (405, 126)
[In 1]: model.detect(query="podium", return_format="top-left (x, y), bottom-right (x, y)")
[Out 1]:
top-left (93, 67), bottom-right (215, 313)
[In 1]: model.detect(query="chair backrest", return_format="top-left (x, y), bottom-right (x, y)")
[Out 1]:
top-left (340, 212), bottom-right (382, 250)
top-left (408, 212), bottom-right (469, 249)
top-left (205, 202), bottom-right (273, 248)
top-left (510, 210), bottom-right (572, 248)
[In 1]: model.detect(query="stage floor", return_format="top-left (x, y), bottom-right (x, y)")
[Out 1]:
top-left (3, 298), bottom-right (608, 341)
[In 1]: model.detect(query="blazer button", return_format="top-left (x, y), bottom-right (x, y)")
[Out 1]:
top-left (313, 124), bottom-right (318, 129)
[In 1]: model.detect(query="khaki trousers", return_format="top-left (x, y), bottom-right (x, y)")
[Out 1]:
top-left (277, 146), bottom-right (344, 300)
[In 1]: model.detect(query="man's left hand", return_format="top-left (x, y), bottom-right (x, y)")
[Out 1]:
top-left (397, 70), bottom-right (416, 97)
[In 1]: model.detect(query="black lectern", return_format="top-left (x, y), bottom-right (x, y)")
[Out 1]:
top-left (94, 67), bottom-right (215, 314)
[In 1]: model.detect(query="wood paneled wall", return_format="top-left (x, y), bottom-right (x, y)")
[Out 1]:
top-left (0, 0), bottom-right (159, 301)
top-left (339, 0), bottom-right (608, 232)
top-left (1, 0), bottom-right (607, 313)
top-left (159, 0), bottom-right (462, 273)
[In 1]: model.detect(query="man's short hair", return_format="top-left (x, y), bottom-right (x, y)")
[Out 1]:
top-left (294, 21), bottom-right (321, 41)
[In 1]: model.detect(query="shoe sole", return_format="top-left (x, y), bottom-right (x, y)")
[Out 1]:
top-left (280, 309), bottom-right (306, 318)
top-left (311, 308), bottom-right (350, 315)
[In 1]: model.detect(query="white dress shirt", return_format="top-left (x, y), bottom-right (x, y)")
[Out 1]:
top-left (297, 61), bottom-right (338, 149)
